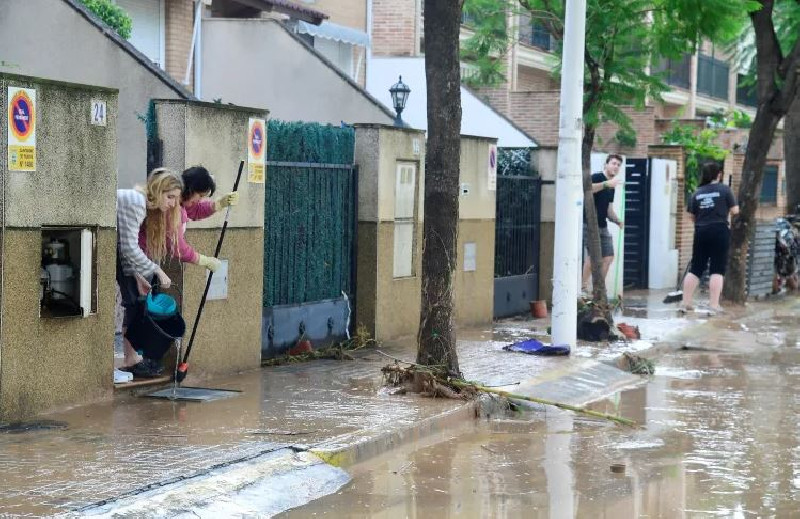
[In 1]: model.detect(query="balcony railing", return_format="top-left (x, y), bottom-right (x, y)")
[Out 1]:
top-left (654, 55), bottom-right (691, 89)
top-left (697, 54), bottom-right (729, 100)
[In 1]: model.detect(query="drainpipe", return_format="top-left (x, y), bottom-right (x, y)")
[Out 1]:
top-left (193, 1), bottom-right (205, 99)
top-left (689, 51), bottom-right (698, 118)
top-left (366, 0), bottom-right (373, 87)
top-left (551, 0), bottom-right (586, 349)
top-left (184, 0), bottom-right (204, 92)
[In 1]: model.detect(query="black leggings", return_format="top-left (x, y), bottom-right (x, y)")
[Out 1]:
top-left (690, 223), bottom-right (730, 277)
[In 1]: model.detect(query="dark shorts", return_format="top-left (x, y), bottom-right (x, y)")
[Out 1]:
top-left (690, 223), bottom-right (730, 277)
top-left (583, 225), bottom-right (614, 258)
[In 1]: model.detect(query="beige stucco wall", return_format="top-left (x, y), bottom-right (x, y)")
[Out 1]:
top-left (0, 231), bottom-right (117, 420)
top-left (454, 136), bottom-right (497, 326)
top-left (355, 127), bottom-right (495, 339)
top-left (201, 18), bottom-right (393, 126)
top-left (154, 100), bottom-right (267, 382)
top-left (0, 0), bottom-right (189, 189)
top-left (354, 125), bottom-right (425, 341)
top-left (0, 76), bottom-right (118, 420)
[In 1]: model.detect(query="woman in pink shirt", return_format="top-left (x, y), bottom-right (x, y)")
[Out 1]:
top-left (138, 166), bottom-right (238, 273)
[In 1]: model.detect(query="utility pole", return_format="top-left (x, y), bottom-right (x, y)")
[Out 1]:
top-left (551, 0), bottom-right (586, 348)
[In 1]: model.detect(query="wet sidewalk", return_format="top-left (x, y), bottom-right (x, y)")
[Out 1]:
top-left (0, 290), bottom-right (725, 517)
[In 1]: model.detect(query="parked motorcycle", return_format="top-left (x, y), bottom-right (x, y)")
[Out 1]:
top-left (773, 209), bottom-right (800, 293)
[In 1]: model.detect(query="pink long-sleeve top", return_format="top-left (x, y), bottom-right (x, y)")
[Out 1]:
top-left (138, 199), bottom-right (216, 264)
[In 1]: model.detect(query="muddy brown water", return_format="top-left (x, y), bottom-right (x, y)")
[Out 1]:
top-left (281, 306), bottom-right (800, 517)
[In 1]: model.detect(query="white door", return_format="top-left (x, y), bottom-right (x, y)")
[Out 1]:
top-left (648, 158), bottom-right (679, 289)
top-left (115, 0), bottom-right (164, 67)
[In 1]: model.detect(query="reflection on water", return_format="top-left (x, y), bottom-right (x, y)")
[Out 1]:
top-left (282, 308), bottom-right (800, 517)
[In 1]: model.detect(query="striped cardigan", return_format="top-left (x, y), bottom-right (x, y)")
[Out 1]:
top-left (116, 189), bottom-right (158, 278)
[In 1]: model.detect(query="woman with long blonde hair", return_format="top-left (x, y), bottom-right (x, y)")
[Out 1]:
top-left (116, 168), bottom-right (183, 376)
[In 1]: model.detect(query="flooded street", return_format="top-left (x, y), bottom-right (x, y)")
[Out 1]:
top-left (281, 304), bottom-right (800, 517)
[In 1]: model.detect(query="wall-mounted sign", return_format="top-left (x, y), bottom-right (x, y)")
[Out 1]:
top-left (90, 99), bottom-right (107, 126)
top-left (464, 242), bottom-right (477, 272)
top-left (207, 259), bottom-right (229, 300)
top-left (247, 117), bottom-right (266, 183)
top-left (487, 144), bottom-right (497, 191)
top-left (7, 87), bottom-right (36, 171)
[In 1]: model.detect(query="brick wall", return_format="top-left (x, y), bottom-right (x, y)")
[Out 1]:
top-left (594, 106), bottom-right (657, 158)
top-left (516, 66), bottom-right (557, 91)
top-left (504, 90), bottom-right (560, 146)
top-left (372, 0), bottom-right (417, 56)
top-left (473, 84), bottom-right (511, 118)
top-left (166, 0), bottom-right (195, 89)
top-left (498, 91), bottom-right (656, 157)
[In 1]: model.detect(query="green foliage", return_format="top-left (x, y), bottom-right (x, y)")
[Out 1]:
top-left (726, 1), bottom-right (800, 99)
top-left (708, 108), bottom-right (752, 129)
top-left (615, 128), bottom-right (638, 148)
top-left (498, 148), bottom-right (535, 176)
top-left (460, 0), bottom-right (510, 86)
top-left (661, 122), bottom-right (728, 194)
top-left (462, 0), bottom-right (754, 137)
top-left (78, 0), bottom-right (133, 39)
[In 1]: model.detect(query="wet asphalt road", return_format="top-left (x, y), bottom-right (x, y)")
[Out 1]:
top-left (281, 302), bottom-right (800, 517)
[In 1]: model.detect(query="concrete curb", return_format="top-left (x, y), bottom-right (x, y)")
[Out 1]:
top-left (310, 399), bottom-right (480, 468)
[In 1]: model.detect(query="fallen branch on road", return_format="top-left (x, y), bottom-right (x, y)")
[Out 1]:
top-left (449, 380), bottom-right (636, 427)
top-left (381, 362), bottom-right (636, 427)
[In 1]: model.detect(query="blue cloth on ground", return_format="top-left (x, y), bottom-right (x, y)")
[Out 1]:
top-left (503, 339), bottom-right (570, 356)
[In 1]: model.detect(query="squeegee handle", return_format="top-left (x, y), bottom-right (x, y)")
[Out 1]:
top-left (182, 160), bottom-right (245, 366)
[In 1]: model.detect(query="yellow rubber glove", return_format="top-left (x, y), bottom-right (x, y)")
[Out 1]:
top-left (214, 191), bottom-right (240, 212)
top-left (197, 254), bottom-right (222, 273)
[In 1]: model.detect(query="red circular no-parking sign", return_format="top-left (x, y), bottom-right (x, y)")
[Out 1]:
top-left (9, 90), bottom-right (34, 142)
top-left (249, 120), bottom-right (264, 159)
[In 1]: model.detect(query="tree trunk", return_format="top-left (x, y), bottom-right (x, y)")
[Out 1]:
top-left (417, 0), bottom-right (464, 377)
top-left (581, 125), bottom-right (610, 315)
top-left (724, 108), bottom-right (782, 303)
top-left (723, 1), bottom-right (800, 303)
top-left (785, 97), bottom-right (800, 214)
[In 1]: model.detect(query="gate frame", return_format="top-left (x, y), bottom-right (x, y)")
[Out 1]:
top-left (261, 160), bottom-right (359, 358)
top-left (493, 175), bottom-right (543, 318)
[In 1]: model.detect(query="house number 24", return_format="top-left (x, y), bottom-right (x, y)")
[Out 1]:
top-left (90, 99), bottom-right (107, 127)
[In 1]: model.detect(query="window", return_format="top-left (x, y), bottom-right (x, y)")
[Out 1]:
top-left (654, 55), bottom-right (691, 89)
top-left (697, 54), bottom-right (729, 100)
top-left (393, 163), bottom-right (417, 278)
top-left (519, 15), bottom-right (553, 51)
top-left (760, 165), bottom-right (778, 204)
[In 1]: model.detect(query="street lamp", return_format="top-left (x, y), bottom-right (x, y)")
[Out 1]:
top-left (389, 75), bottom-right (410, 128)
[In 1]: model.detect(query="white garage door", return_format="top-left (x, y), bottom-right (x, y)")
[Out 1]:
top-left (115, 0), bottom-right (164, 67)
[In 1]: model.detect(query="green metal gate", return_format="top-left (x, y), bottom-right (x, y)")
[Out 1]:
top-left (262, 121), bottom-right (357, 357)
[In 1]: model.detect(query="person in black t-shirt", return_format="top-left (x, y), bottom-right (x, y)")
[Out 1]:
top-left (680, 161), bottom-right (739, 314)
top-left (582, 153), bottom-right (625, 293)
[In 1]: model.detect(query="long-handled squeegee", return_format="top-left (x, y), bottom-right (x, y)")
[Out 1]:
top-left (175, 160), bottom-right (244, 384)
